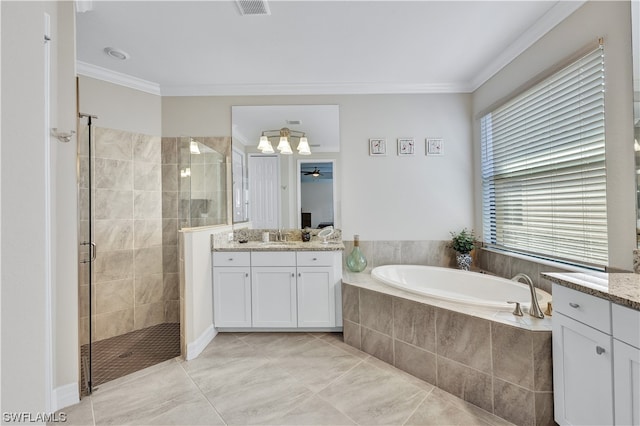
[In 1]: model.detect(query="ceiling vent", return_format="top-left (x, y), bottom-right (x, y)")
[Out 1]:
top-left (236, 0), bottom-right (270, 16)
top-left (286, 120), bottom-right (301, 125)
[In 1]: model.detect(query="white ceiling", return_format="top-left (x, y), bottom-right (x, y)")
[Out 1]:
top-left (75, 1), bottom-right (585, 96)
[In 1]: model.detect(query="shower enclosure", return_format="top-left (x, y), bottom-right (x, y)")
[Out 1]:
top-left (77, 117), bottom-right (229, 395)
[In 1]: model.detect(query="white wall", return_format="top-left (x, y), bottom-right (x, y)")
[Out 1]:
top-left (472, 1), bottom-right (635, 270)
top-left (0, 0), bottom-right (77, 413)
top-left (52, 1), bottom-right (80, 407)
top-left (163, 94), bottom-right (474, 241)
top-left (78, 76), bottom-right (162, 136)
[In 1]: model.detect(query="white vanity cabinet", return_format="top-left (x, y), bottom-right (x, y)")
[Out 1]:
top-left (251, 252), bottom-right (297, 328)
top-left (612, 304), bottom-right (640, 426)
top-left (212, 252), bottom-right (252, 328)
top-left (212, 249), bottom-right (342, 330)
top-left (552, 284), bottom-right (614, 426)
top-left (296, 251), bottom-right (338, 328)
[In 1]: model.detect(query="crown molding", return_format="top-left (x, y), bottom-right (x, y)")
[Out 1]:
top-left (159, 81), bottom-right (474, 96)
top-left (468, 0), bottom-right (586, 91)
top-left (77, 0), bottom-right (584, 99)
top-left (76, 61), bottom-right (161, 96)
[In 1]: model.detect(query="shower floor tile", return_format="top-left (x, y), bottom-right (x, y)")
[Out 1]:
top-left (81, 322), bottom-right (180, 394)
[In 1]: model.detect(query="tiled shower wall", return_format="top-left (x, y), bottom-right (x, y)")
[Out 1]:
top-left (79, 127), bottom-right (175, 345)
top-left (161, 136), bottom-right (232, 335)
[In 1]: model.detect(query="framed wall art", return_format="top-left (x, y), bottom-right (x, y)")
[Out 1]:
top-left (397, 138), bottom-right (415, 156)
top-left (426, 138), bottom-right (444, 156)
top-left (369, 138), bottom-right (387, 156)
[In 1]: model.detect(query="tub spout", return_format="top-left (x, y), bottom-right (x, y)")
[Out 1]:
top-left (511, 273), bottom-right (544, 319)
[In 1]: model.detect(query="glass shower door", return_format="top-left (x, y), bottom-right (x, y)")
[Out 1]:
top-left (78, 113), bottom-right (96, 395)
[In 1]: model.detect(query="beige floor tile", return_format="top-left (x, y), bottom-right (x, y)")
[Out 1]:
top-left (267, 395), bottom-right (356, 425)
top-left (405, 391), bottom-right (493, 426)
top-left (238, 332), bottom-right (318, 357)
top-left (137, 393), bottom-right (225, 425)
top-left (66, 331), bottom-right (518, 426)
top-left (204, 363), bottom-right (312, 425)
top-left (52, 397), bottom-right (95, 426)
top-left (270, 338), bottom-right (362, 392)
top-left (91, 362), bottom-right (202, 424)
top-left (319, 362), bottom-right (427, 425)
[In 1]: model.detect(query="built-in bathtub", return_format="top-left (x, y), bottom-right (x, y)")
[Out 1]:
top-left (342, 267), bottom-right (554, 426)
top-left (371, 264), bottom-right (552, 311)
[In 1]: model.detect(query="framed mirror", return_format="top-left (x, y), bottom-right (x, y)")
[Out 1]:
top-left (633, 1), bottom-right (640, 246)
top-left (231, 105), bottom-right (340, 228)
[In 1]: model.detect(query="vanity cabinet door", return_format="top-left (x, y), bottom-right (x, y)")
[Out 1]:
top-left (251, 267), bottom-right (297, 327)
top-left (614, 339), bottom-right (640, 426)
top-left (297, 266), bottom-right (335, 328)
top-left (553, 312), bottom-right (614, 426)
top-left (213, 267), bottom-right (251, 328)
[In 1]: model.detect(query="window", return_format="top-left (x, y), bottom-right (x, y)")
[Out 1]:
top-left (481, 44), bottom-right (607, 267)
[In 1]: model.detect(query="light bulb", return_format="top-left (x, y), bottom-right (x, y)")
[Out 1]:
top-left (257, 135), bottom-right (269, 151)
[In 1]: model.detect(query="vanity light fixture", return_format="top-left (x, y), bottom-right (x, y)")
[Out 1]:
top-left (257, 127), bottom-right (311, 155)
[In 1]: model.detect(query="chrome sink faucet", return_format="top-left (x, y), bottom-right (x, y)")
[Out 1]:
top-left (511, 273), bottom-right (544, 319)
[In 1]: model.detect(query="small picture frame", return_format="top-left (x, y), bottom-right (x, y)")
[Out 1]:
top-left (426, 138), bottom-right (444, 156)
top-left (369, 138), bottom-right (387, 156)
top-left (397, 138), bottom-right (415, 156)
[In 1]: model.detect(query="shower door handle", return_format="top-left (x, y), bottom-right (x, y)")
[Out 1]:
top-left (80, 241), bottom-right (97, 263)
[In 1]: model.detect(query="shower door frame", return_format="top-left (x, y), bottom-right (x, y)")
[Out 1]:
top-left (78, 112), bottom-right (97, 395)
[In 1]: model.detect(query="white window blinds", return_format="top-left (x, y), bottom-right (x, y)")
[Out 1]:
top-left (481, 45), bottom-right (607, 267)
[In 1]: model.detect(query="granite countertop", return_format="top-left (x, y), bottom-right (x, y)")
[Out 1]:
top-left (541, 271), bottom-right (640, 311)
top-left (212, 240), bottom-right (345, 252)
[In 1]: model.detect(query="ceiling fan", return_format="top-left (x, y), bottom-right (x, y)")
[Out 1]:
top-left (302, 167), bottom-right (323, 177)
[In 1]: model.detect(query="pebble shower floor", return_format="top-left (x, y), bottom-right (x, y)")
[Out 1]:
top-left (81, 322), bottom-right (180, 395)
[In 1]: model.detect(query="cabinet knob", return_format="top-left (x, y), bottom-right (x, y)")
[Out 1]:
top-left (228, 258), bottom-right (234, 261)
top-left (298, 273), bottom-right (301, 277)
top-left (245, 273), bottom-right (249, 278)
top-left (569, 302), bottom-right (580, 309)
top-left (312, 257), bottom-right (317, 261)
top-left (596, 346), bottom-right (606, 355)
top-left (291, 273), bottom-right (295, 277)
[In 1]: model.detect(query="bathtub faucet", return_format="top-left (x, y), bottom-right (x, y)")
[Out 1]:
top-left (511, 273), bottom-right (544, 319)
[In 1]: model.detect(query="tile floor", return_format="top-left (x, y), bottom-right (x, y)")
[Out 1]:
top-left (58, 332), bottom-right (514, 425)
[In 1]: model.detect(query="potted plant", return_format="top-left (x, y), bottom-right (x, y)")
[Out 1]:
top-left (449, 228), bottom-right (476, 271)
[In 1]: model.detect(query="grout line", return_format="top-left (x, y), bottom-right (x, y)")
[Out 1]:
top-left (400, 387), bottom-right (431, 426)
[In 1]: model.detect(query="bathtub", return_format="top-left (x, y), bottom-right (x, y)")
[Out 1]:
top-left (371, 264), bottom-right (551, 311)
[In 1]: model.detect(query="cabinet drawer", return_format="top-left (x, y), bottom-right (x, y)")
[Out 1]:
top-left (251, 251), bottom-right (296, 266)
top-left (553, 283), bottom-right (611, 334)
top-left (297, 251), bottom-right (335, 267)
top-left (213, 251), bottom-right (250, 267)
top-left (613, 303), bottom-right (640, 349)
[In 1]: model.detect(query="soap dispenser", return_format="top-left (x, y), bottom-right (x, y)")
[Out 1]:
top-left (346, 234), bottom-right (367, 272)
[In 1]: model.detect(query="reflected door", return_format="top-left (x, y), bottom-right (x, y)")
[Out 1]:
top-left (249, 155), bottom-right (280, 228)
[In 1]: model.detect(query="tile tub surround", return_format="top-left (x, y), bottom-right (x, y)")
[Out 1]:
top-left (342, 274), bottom-right (553, 426)
top-left (58, 332), bottom-right (513, 426)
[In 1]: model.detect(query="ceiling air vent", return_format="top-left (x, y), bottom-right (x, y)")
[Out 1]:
top-left (236, 0), bottom-right (270, 16)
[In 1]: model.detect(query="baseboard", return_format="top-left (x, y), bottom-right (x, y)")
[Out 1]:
top-left (53, 383), bottom-right (79, 411)
top-left (186, 324), bottom-right (217, 361)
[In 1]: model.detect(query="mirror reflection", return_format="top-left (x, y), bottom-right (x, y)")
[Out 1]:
top-left (179, 137), bottom-right (230, 228)
top-left (231, 105), bottom-right (340, 229)
top-left (633, 1), bottom-right (640, 246)
top-left (298, 160), bottom-right (335, 229)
